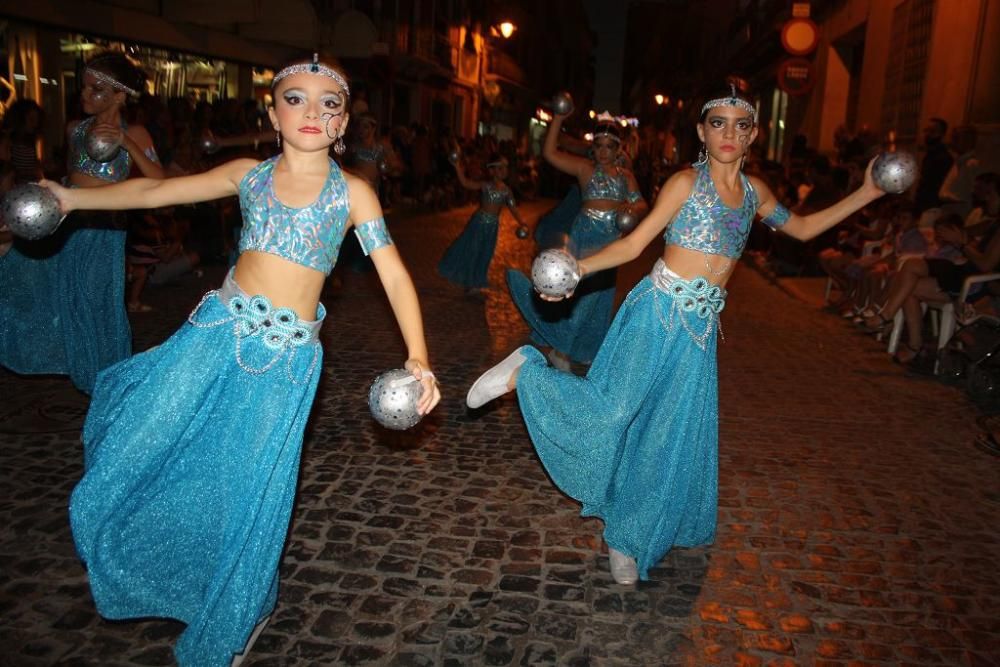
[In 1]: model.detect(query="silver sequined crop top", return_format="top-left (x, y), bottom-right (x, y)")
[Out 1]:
top-left (238, 156), bottom-right (352, 275)
top-left (665, 164), bottom-right (779, 259)
top-left (481, 182), bottom-right (514, 208)
top-left (68, 117), bottom-right (132, 183)
top-left (583, 164), bottom-right (641, 203)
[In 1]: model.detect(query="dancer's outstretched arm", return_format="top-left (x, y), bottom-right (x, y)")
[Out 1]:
top-left (347, 175), bottom-right (441, 415)
top-left (42, 158), bottom-right (258, 212)
top-left (754, 158), bottom-right (884, 241)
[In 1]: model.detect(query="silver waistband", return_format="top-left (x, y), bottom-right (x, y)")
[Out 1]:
top-left (581, 207), bottom-right (619, 222)
top-left (216, 270), bottom-right (324, 342)
top-left (649, 259), bottom-right (727, 310)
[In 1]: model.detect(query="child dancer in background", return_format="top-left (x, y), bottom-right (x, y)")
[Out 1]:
top-left (0, 52), bottom-right (164, 393)
top-left (43, 55), bottom-right (440, 666)
top-left (438, 153), bottom-right (527, 296)
top-left (506, 113), bottom-right (646, 371)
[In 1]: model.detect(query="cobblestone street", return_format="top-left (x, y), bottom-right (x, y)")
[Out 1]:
top-left (2, 200), bottom-right (998, 666)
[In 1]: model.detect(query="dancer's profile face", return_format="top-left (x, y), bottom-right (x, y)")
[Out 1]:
top-left (81, 70), bottom-right (124, 115)
top-left (697, 106), bottom-right (757, 163)
top-left (270, 71), bottom-right (350, 151)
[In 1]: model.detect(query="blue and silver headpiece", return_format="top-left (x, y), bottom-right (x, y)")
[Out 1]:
top-left (700, 83), bottom-right (756, 123)
top-left (272, 53), bottom-right (350, 96)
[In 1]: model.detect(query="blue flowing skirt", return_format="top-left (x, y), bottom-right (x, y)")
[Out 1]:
top-left (438, 210), bottom-right (499, 289)
top-left (534, 185), bottom-right (581, 249)
top-left (70, 281), bottom-right (323, 667)
top-left (0, 213), bottom-right (131, 393)
top-left (516, 270), bottom-right (722, 579)
top-left (507, 210), bottom-right (620, 363)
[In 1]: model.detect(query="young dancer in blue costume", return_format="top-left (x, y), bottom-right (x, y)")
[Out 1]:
top-left (468, 84), bottom-right (887, 585)
top-left (0, 52), bottom-right (164, 393)
top-left (42, 55), bottom-right (441, 666)
top-left (507, 113), bottom-right (646, 371)
top-left (438, 154), bottom-right (527, 295)
top-left (533, 185), bottom-right (582, 249)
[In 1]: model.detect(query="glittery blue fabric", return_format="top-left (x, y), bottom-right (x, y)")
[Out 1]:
top-left (582, 163), bottom-right (635, 202)
top-left (0, 213), bottom-right (131, 393)
top-left (507, 207), bottom-right (621, 363)
top-left (534, 186), bottom-right (581, 248)
top-left (665, 163), bottom-right (760, 258)
top-left (516, 263), bottom-right (724, 580)
top-left (69, 117), bottom-right (132, 182)
top-left (762, 201), bottom-right (791, 229)
top-left (70, 278), bottom-right (324, 667)
top-left (438, 209), bottom-right (500, 288)
top-left (353, 143), bottom-right (384, 164)
top-left (354, 217), bottom-right (394, 256)
top-left (238, 156), bottom-right (351, 275)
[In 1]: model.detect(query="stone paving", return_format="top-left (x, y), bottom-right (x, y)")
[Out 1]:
top-left (1, 199), bottom-right (999, 666)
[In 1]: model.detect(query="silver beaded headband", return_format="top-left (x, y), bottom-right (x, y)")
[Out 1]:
top-left (591, 129), bottom-right (622, 144)
top-left (85, 68), bottom-right (140, 97)
top-left (701, 84), bottom-right (756, 123)
top-left (272, 53), bottom-right (350, 96)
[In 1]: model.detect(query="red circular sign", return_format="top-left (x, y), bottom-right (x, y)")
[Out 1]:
top-left (781, 18), bottom-right (819, 56)
top-left (777, 58), bottom-right (815, 96)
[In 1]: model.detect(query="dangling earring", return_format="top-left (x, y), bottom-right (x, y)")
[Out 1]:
top-left (740, 153), bottom-right (747, 170)
top-left (695, 143), bottom-right (708, 166)
top-left (334, 136), bottom-right (346, 155)
top-left (275, 129), bottom-right (281, 148)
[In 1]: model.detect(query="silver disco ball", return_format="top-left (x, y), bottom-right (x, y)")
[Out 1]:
top-left (551, 91), bottom-right (574, 116)
top-left (198, 131), bottom-right (220, 155)
top-left (871, 151), bottom-right (918, 194)
top-left (368, 368), bottom-right (424, 430)
top-left (1, 183), bottom-right (65, 240)
top-left (616, 208), bottom-right (639, 233)
top-left (531, 248), bottom-right (580, 298)
top-left (515, 225), bottom-right (530, 239)
top-left (84, 126), bottom-right (121, 162)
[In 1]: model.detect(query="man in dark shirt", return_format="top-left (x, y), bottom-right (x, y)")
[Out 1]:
top-left (914, 117), bottom-right (954, 214)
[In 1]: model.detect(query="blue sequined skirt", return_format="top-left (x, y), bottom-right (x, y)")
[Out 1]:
top-left (70, 271), bottom-right (324, 666)
top-left (507, 208), bottom-right (620, 363)
top-left (438, 209), bottom-right (500, 288)
top-left (0, 213), bottom-right (131, 393)
top-left (516, 260), bottom-right (725, 579)
top-left (534, 185), bottom-right (581, 249)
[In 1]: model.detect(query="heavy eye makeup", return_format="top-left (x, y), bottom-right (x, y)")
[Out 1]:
top-left (708, 116), bottom-right (753, 133)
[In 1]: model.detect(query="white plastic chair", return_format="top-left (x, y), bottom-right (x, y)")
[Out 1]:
top-left (887, 272), bottom-right (1000, 373)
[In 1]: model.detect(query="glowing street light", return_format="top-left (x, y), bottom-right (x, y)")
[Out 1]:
top-left (498, 21), bottom-right (517, 39)
top-left (654, 94), bottom-right (664, 105)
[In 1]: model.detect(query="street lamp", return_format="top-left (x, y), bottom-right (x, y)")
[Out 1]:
top-left (654, 94), bottom-right (664, 105)
top-left (497, 21), bottom-right (517, 39)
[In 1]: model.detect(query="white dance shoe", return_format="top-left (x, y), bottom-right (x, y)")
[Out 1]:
top-left (231, 614), bottom-right (271, 667)
top-left (466, 347), bottom-right (527, 409)
top-left (608, 547), bottom-right (638, 585)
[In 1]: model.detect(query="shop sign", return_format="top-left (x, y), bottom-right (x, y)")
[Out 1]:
top-left (777, 57), bottom-right (815, 96)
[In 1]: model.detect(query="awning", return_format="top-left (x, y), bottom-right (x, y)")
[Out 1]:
top-left (1, 0), bottom-right (309, 66)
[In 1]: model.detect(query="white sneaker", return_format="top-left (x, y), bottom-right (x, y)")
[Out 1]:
top-left (608, 547), bottom-right (638, 585)
top-left (466, 347), bottom-right (528, 409)
top-left (231, 614), bottom-right (271, 667)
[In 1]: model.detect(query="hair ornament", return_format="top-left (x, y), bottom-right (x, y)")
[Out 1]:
top-left (701, 82), bottom-right (756, 123)
top-left (85, 68), bottom-right (140, 97)
top-left (486, 157), bottom-right (509, 168)
top-left (272, 53), bottom-right (351, 96)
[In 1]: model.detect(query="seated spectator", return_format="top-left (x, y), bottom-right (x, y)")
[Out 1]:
top-left (863, 173), bottom-right (1000, 364)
